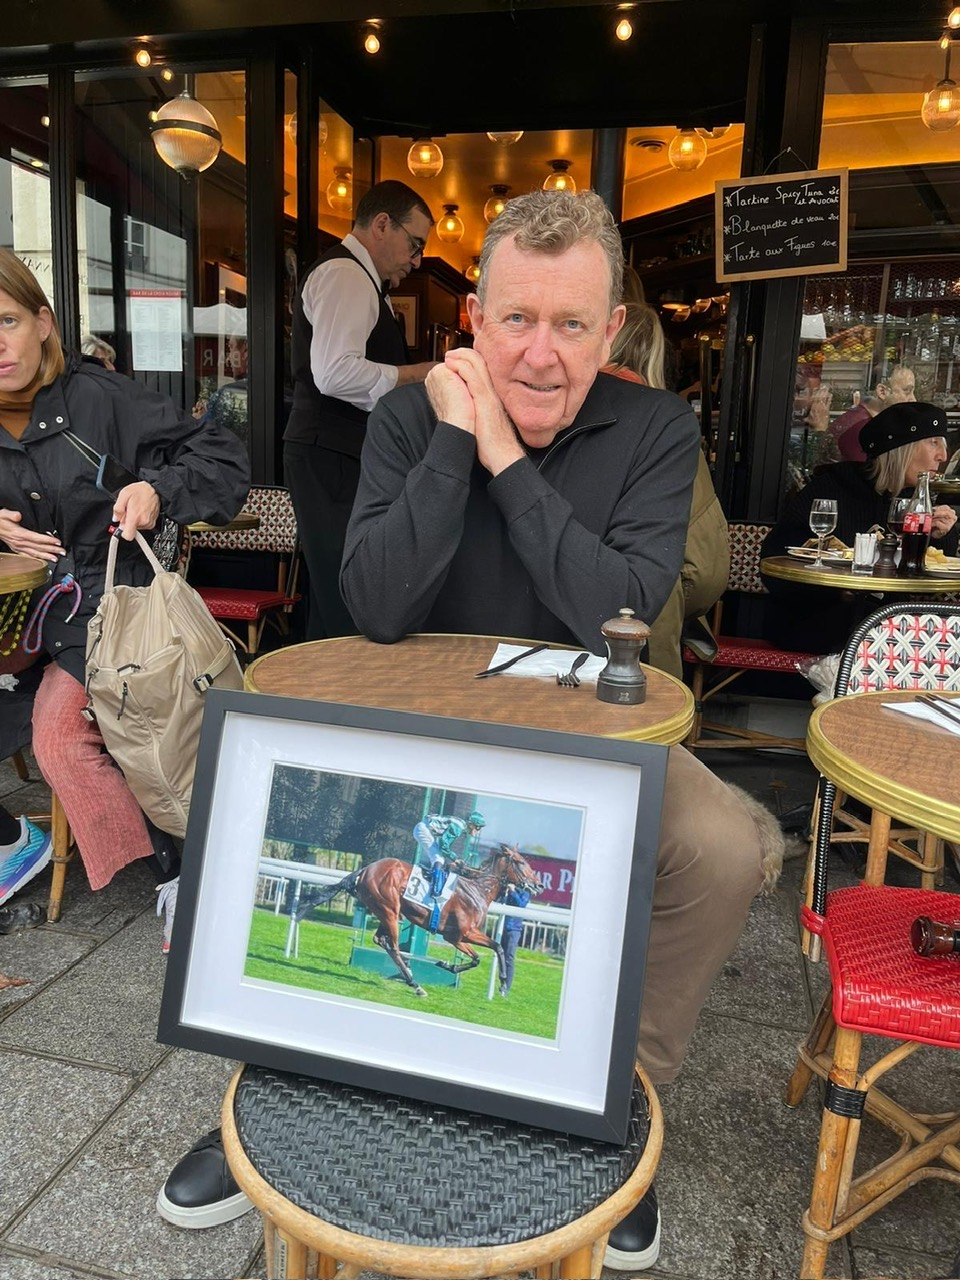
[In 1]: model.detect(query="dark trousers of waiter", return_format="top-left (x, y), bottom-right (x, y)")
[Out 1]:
top-left (284, 442), bottom-right (360, 641)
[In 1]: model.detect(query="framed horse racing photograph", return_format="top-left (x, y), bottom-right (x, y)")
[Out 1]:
top-left (158, 689), bottom-right (667, 1142)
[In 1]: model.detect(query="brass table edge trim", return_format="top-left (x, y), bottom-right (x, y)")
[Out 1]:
top-left (807, 701), bottom-right (960, 844)
top-left (760, 556), bottom-right (960, 592)
top-left (0, 560), bottom-right (48, 595)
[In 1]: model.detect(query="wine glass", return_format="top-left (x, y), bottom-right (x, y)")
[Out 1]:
top-left (887, 495), bottom-right (910, 539)
top-left (809, 498), bottom-right (838, 568)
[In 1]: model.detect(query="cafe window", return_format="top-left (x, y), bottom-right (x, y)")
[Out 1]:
top-left (73, 67), bottom-right (248, 439)
top-left (0, 80), bottom-right (55, 302)
top-left (622, 125), bottom-right (744, 223)
top-left (820, 42), bottom-right (960, 232)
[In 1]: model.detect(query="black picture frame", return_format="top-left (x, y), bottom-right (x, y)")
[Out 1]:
top-left (158, 689), bottom-right (667, 1143)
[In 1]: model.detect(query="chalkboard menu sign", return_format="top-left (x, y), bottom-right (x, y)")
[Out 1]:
top-left (714, 168), bottom-right (848, 284)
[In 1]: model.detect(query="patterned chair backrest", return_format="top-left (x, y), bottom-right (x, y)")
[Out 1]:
top-left (726, 523), bottom-right (773, 595)
top-left (838, 606), bottom-right (960, 695)
top-left (188, 485), bottom-right (298, 556)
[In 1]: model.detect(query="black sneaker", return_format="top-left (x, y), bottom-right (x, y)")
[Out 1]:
top-left (604, 1183), bottom-right (661, 1272)
top-left (156, 1127), bottom-right (254, 1229)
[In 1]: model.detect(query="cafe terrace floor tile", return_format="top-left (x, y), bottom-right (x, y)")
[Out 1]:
top-left (45, 856), bottom-right (160, 939)
top-left (627, 1010), bottom-right (825, 1280)
top-left (0, 1049), bottom-right (128, 1228)
top-left (704, 872), bottom-right (813, 1032)
top-left (5, 1047), bottom-right (260, 1280)
top-left (0, 1252), bottom-right (104, 1280)
top-left (0, 923), bottom-right (94, 1014)
top-left (850, 1241), bottom-right (958, 1280)
top-left (0, 909), bottom-right (165, 1071)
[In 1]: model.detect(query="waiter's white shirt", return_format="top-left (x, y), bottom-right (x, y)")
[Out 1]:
top-left (301, 232), bottom-right (400, 413)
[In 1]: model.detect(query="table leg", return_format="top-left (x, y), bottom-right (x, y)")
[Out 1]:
top-left (863, 809), bottom-right (892, 885)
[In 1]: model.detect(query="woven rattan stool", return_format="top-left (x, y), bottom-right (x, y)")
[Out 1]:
top-left (222, 1063), bottom-right (662, 1280)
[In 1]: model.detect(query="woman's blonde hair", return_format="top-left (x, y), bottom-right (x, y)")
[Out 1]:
top-left (0, 247), bottom-right (65, 386)
top-left (868, 437), bottom-right (944, 497)
top-left (607, 302), bottom-right (666, 389)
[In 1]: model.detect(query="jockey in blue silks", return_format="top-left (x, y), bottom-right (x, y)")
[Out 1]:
top-left (412, 810), bottom-right (485, 902)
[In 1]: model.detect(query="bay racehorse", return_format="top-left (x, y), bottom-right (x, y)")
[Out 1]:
top-left (295, 845), bottom-right (543, 997)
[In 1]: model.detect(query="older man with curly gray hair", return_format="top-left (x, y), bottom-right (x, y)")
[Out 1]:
top-left (340, 187), bottom-right (782, 1269)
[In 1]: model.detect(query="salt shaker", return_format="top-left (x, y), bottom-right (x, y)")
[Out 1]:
top-left (596, 608), bottom-right (649, 705)
top-left (873, 531), bottom-right (898, 578)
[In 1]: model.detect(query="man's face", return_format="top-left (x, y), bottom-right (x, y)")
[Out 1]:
top-left (467, 236), bottom-right (625, 449)
top-left (373, 209), bottom-right (432, 284)
top-left (882, 369), bottom-right (916, 403)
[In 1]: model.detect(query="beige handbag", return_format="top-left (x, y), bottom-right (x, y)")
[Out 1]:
top-left (84, 531), bottom-right (244, 838)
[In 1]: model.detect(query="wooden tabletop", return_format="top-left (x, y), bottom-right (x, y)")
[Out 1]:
top-left (761, 554), bottom-right (960, 594)
top-left (807, 689), bottom-right (960, 843)
top-left (188, 511), bottom-right (261, 534)
top-left (0, 553), bottom-right (48, 596)
top-left (245, 634), bottom-right (694, 745)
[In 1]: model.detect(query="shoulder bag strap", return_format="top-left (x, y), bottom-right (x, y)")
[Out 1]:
top-left (104, 529), bottom-right (165, 594)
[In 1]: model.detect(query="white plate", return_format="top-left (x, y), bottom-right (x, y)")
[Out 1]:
top-left (786, 546), bottom-right (848, 562)
top-left (923, 559), bottom-right (960, 576)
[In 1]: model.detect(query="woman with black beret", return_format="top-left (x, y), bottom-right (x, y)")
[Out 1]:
top-left (761, 401), bottom-right (958, 653)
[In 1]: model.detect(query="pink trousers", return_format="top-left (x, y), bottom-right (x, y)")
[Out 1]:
top-left (32, 662), bottom-right (153, 890)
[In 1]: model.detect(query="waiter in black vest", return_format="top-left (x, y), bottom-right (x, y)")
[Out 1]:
top-left (284, 180), bottom-right (437, 639)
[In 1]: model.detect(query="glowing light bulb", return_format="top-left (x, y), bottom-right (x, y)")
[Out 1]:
top-left (364, 29), bottom-right (381, 54)
top-left (949, 7), bottom-right (960, 29)
top-left (483, 185), bottom-right (510, 223)
top-left (667, 128), bottom-right (708, 171)
top-left (542, 160), bottom-right (575, 193)
top-left (616, 17), bottom-right (633, 41)
top-left (922, 79), bottom-right (960, 130)
top-left (326, 168), bottom-right (353, 214)
top-left (436, 204), bottom-right (464, 244)
top-left (407, 139), bottom-right (444, 178)
top-left (135, 46), bottom-right (152, 68)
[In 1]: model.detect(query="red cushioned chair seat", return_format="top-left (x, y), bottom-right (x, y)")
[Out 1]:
top-left (197, 586), bottom-right (289, 621)
top-left (682, 635), bottom-right (820, 673)
top-left (822, 883), bottom-right (960, 1049)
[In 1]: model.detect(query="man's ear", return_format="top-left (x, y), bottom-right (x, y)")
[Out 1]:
top-left (466, 292), bottom-right (484, 336)
top-left (599, 304), bottom-right (626, 364)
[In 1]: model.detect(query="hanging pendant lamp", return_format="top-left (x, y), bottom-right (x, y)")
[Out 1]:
top-left (922, 40), bottom-right (960, 131)
top-left (407, 138), bottom-right (444, 178)
top-left (150, 79), bottom-right (221, 176)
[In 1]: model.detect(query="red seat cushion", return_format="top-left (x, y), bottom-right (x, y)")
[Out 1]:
top-left (682, 635), bottom-right (821, 673)
top-left (822, 884), bottom-right (960, 1049)
top-left (197, 586), bottom-right (289, 621)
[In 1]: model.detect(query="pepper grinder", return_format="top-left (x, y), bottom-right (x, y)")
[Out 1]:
top-left (873, 531), bottom-right (898, 578)
top-left (596, 608), bottom-right (649, 705)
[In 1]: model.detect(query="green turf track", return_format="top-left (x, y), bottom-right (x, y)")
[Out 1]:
top-left (243, 909), bottom-right (564, 1039)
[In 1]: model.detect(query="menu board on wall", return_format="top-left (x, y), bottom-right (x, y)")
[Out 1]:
top-left (714, 169), bottom-right (848, 284)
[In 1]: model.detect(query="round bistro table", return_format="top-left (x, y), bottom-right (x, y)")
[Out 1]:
top-left (807, 688), bottom-right (960, 847)
top-left (0, 552), bottom-right (48, 596)
top-left (244, 632), bottom-right (694, 745)
top-left (761, 554), bottom-right (960, 595)
top-left (186, 509), bottom-right (261, 534)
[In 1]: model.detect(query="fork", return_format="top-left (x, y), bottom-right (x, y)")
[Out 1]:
top-left (556, 652), bottom-right (590, 687)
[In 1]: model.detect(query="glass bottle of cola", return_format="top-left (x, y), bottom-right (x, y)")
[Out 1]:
top-left (911, 915), bottom-right (960, 956)
top-left (897, 471), bottom-right (933, 577)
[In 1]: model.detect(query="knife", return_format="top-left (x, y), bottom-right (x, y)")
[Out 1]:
top-left (918, 694), bottom-right (960, 729)
top-left (474, 643), bottom-right (550, 679)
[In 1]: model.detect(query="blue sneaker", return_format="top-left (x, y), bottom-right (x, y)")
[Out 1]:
top-left (0, 819), bottom-right (52, 906)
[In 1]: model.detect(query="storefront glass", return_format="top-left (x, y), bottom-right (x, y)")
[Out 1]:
top-left (0, 81), bottom-right (54, 303)
top-left (785, 41), bottom-right (960, 494)
top-left (74, 68), bottom-right (248, 441)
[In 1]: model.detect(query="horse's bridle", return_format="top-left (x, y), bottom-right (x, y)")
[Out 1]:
top-left (499, 851), bottom-right (542, 896)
